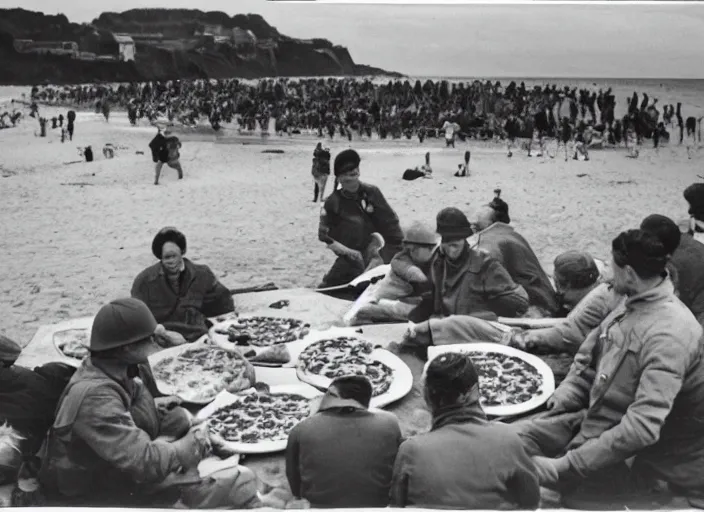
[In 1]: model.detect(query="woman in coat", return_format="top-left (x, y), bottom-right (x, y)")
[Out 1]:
top-left (131, 227), bottom-right (234, 345)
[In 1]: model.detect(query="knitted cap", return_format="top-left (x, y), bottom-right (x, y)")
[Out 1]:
top-left (403, 221), bottom-right (438, 246)
top-left (90, 298), bottom-right (157, 352)
top-left (436, 207), bottom-right (473, 241)
top-left (334, 149), bottom-right (361, 177)
top-left (553, 251), bottom-right (600, 289)
top-left (152, 227), bottom-right (187, 259)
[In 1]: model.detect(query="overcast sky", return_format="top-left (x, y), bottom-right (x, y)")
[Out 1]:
top-left (4, 0), bottom-right (704, 78)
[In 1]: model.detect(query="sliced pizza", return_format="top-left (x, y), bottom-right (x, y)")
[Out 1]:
top-left (464, 351), bottom-right (544, 407)
top-left (296, 337), bottom-right (394, 396)
top-left (213, 316), bottom-right (311, 348)
top-left (207, 389), bottom-right (312, 444)
top-left (152, 345), bottom-right (256, 403)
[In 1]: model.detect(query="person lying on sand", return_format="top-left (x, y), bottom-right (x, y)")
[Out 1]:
top-left (131, 227), bottom-right (235, 345)
top-left (471, 190), bottom-right (560, 317)
top-left (318, 149), bottom-right (403, 288)
top-left (514, 228), bottom-right (704, 510)
top-left (408, 207), bottom-right (529, 323)
top-left (402, 152), bottom-right (433, 181)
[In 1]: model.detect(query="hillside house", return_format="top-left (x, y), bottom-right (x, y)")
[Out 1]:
top-left (232, 27), bottom-right (257, 52)
top-left (81, 31), bottom-right (136, 62)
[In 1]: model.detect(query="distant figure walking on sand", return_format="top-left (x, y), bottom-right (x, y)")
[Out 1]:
top-left (442, 120), bottom-right (460, 148)
top-left (102, 101), bottom-right (111, 122)
top-left (504, 114), bottom-right (520, 158)
top-left (312, 142), bottom-right (331, 203)
top-left (66, 110), bottom-right (76, 141)
top-left (149, 128), bottom-right (183, 185)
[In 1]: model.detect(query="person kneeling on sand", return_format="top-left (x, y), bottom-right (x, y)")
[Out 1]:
top-left (131, 227), bottom-right (234, 345)
top-left (347, 221), bottom-right (437, 325)
top-left (513, 229), bottom-right (704, 509)
top-left (149, 128), bottom-right (184, 185)
top-left (390, 352), bottom-right (540, 510)
top-left (318, 149), bottom-right (404, 288)
top-left (407, 207), bottom-right (529, 323)
top-left (286, 376), bottom-right (402, 508)
top-left (39, 298), bottom-right (260, 509)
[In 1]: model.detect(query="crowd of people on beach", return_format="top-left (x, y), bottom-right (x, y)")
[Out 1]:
top-left (26, 77), bottom-right (703, 159)
top-left (3, 140), bottom-right (704, 509)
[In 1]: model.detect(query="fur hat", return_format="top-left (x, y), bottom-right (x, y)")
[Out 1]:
top-left (151, 227), bottom-right (187, 259)
top-left (425, 352), bottom-right (479, 408)
top-left (436, 207), bottom-right (473, 242)
top-left (684, 183), bottom-right (704, 218)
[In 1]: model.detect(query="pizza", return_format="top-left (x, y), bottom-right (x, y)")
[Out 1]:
top-left (207, 389), bottom-right (311, 444)
top-left (152, 346), bottom-right (255, 402)
top-left (54, 329), bottom-right (90, 360)
top-left (296, 337), bottom-right (394, 396)
top-left (463, 351), bottom-right (544, 407)
top-left (213, 316), bottom-right (311, 347)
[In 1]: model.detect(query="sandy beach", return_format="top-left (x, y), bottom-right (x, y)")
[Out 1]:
top-left (1, 82), bottom-right (703, 347)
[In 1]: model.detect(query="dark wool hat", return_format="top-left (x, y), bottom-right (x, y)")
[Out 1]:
top-left (334, 149), bottom-right (361, 177)
top-left (436, 207), bottom-right (473, 241)
top-left (553, 251), bottom-right (600, 289)
top-left (0, 334), bottom-right (22, 365)
top-left (151, 227), bottom-right (187, 259)
top-left (425, 352), bottom-right (479, 405)
top-left (684, 184), bottom-right (704, 217)
top-left (90, 298), bottom-right (157, 352)
top-left (488, 189), bottom-right (511, 224)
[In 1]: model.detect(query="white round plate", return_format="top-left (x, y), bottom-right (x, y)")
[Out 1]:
top-left (425, 343), bottom-right (555, 417)
top-left (195, 383), bottom-right (323, 454)
top-left (148, 335), bottom-right (250, 405)
top-left (208, 315), bottom-right (311, 358)
top-left (288, 327), bottom-right (414, 409)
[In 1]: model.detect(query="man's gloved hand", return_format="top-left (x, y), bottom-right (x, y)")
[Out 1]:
top-left (172, 424), bottom-right (212, 469)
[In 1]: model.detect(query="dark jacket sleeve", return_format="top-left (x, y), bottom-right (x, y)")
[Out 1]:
top-left (390, 440), bottom-right (414, 507)
top-left (367, 185), bottom-right (403, 247)
top-left (408, 291), bottom-right (435, 323)
top-left (506, 442), bottom-right (541, 510)
top-left (285, 425), bottom-right (302, 499)
top-left (148, 134), bottom-right (165, 163)
top-left (200, 267), bottom-right (235, 318)
top-left (482, 259), bottom-right (530, 317)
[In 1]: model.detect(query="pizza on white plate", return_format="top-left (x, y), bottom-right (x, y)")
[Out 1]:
top-left (207, 388), bottom-right (312, 444)
top-left (463, 351), bottom-right (544, 407)
top-left (54, 329), bottom-right (90, 360)
top-left (213, 316), bottom-right (310, 348)
top-left (151, 345), bottom-right (255, 403)
top-left (296, 337), bottom-right (394, 396)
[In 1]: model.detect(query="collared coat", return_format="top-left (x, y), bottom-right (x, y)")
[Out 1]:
top-left (390, 407), bottom-right (539, 509)
top-left (131, 258), bottom-right (234, 342)
top-left (474, 222), bottom-right (559, 315)
top-left (551, 278), bottom-right (704, 491)
top-left (409, 245), bottom-right (529, 323)
top-left (39, 357), bottom-right (193, 506)
top-left (286, 396), bottom-right (402, 508)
